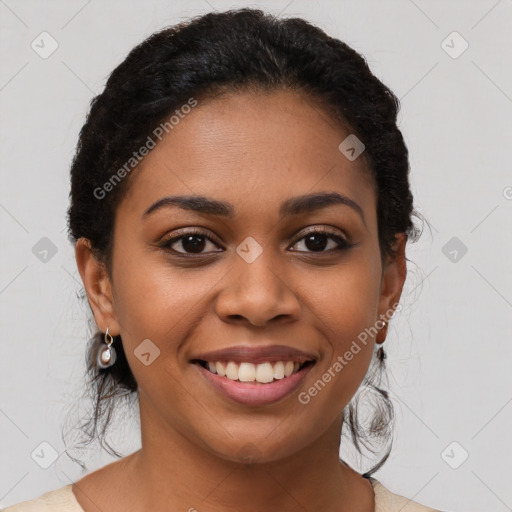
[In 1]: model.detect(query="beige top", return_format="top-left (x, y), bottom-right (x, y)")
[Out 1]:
top-left (2, 478), bottom-right (443, 511)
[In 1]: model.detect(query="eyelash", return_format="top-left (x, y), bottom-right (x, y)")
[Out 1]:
top-left (159, 228), bottom-right (355, 256)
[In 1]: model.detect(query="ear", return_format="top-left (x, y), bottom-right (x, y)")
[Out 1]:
top-left (376, 233), bottom-right (407, 344)
top-left (75, 237), bottom-right (120, 336)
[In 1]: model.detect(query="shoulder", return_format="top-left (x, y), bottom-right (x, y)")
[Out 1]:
top-left (369, 477), bottom-right (446, 512)
top-left (1, 485), bottom-right (83, 512)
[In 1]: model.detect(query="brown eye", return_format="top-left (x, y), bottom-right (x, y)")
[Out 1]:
top-left (160, 230), bottom-right (222, 255)
top-left (176, 234), bottom-right (207, 253)
top-left (289, 229), bottom-right (353, 253)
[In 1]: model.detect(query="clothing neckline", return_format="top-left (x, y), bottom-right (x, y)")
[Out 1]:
top-left (61, 478), bottom-right (383, 512)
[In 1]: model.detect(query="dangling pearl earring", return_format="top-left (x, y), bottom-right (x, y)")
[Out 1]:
top-left (376, 320), bottom-right (388, 343)
top-left (97, 326), bottom-right (117, 369)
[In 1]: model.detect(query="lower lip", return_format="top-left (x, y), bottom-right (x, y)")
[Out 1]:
top-left (194, 362), bottom-right (315, 406)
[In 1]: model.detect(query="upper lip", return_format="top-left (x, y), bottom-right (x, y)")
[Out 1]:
top-left (191, 345), bottom-right (317, 365)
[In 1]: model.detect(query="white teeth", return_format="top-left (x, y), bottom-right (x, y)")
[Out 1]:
top-left (273, 361), bottom-right (285, 379)
top-left (225, 361), bottom-right (239, 380)
top-left (256, 362), bottom-right (274, 383)
top-left (203, 360), bottom-right (308, 383)
top-left (238, 362), bottom-right (256, 382)
top-left (215, 361), bottom-right (226, 377)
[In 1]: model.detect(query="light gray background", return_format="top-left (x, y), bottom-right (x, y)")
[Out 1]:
top-left (1, 1), bottom-right (511, 510)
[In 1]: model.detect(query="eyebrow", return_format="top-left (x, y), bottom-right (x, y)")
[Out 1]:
top-left (142, 191), bottom-right (365, 224)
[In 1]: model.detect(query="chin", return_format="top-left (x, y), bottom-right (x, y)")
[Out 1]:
top-left (203, 434), bottom-right (309, 466)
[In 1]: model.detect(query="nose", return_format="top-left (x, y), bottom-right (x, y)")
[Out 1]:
top-left (214, 253), bottom-right (301, 327)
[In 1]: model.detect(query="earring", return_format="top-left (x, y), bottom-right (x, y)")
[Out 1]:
top-left (97, 326), bottom-right (117, 369)
top-left (376, 320), bottom-right (388, 344)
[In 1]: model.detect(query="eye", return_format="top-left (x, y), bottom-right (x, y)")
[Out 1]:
top-left (160, 229), bottom-right (222, 255)
top-left (289, 229), bottom-right (353, 253)
top-left (159, 227), bottom-right (354, 256)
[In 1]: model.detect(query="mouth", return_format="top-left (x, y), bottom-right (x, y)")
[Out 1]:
top-left (193, 359), bottom-right (316, 384)
top-left (190, 344), bottom-right (318, 406)
top-left (192, 358), bottom-right (317, 406)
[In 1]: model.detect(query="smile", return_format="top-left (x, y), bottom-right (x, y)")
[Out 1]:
top-left (190, 344), bottom-right (317, 405)
top-left (193, 359), bottom-right (316, 406)
top-left (198, 360), bottom-right (315, 384)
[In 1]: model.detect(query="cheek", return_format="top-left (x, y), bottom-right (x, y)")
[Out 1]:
top-left (110, 249), bottom-right (232, 398)
top-left (112, 246), bottom-right (218, 338)
top-left (109, 259), bottom-right (203, 411)
top-left (300, 252), bottom-right (381, 395)
top-left (306, 251), bottom-right (382, 343)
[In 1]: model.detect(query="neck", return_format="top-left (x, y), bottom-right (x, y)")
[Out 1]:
top-left (117, 396), bottom-right (375, 512)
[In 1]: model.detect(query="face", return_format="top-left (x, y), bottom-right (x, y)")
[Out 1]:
top-left (77, 89), bottom-right (406, 464)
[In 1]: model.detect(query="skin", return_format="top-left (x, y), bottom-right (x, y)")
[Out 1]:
top-left (74, 89), bottom-right (407, 512)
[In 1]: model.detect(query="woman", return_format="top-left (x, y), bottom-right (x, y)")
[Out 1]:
top-left (4, 8), bottom-right (447, 512)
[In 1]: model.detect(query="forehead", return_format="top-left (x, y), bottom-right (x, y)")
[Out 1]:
top-left (118, 89), bottom-right (376, 223)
